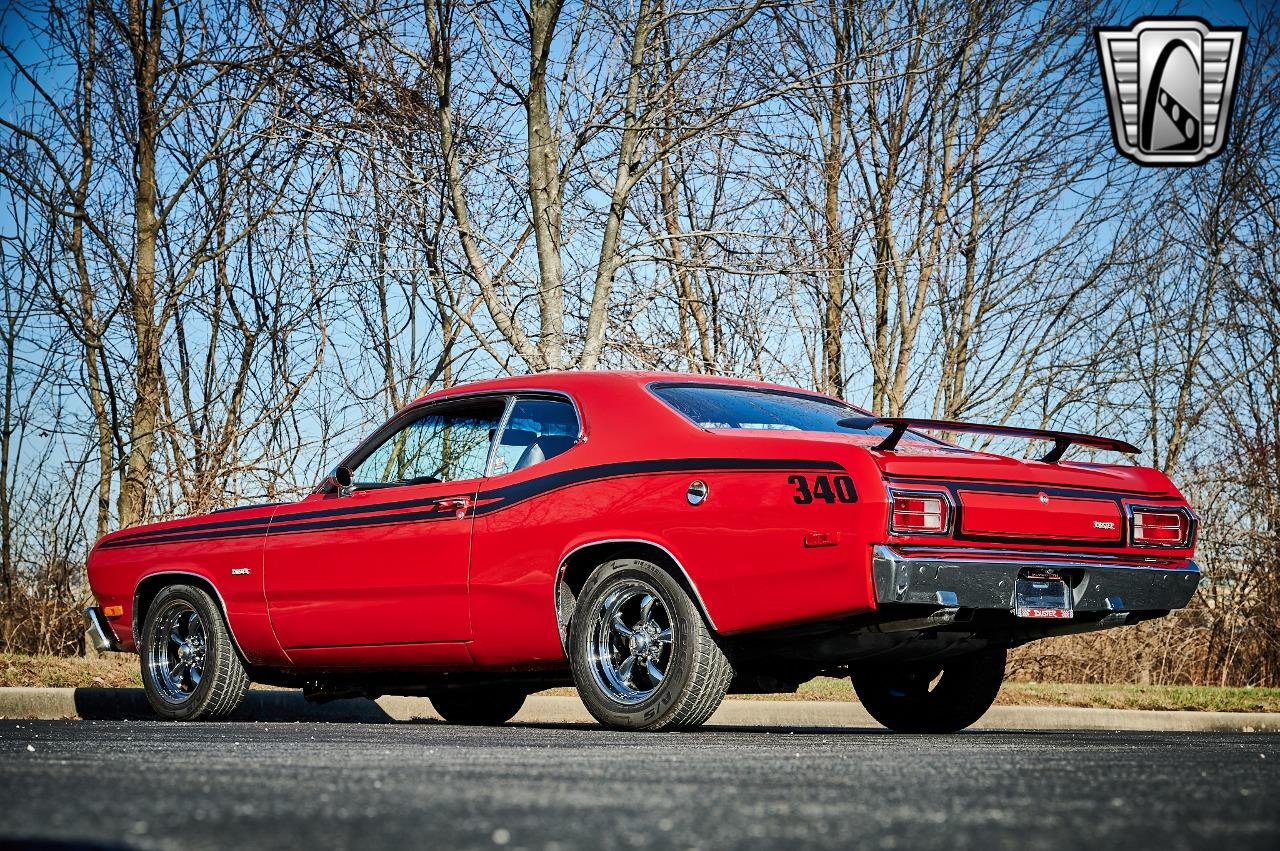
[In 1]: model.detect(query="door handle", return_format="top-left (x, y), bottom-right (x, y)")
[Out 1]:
top-left (433, 497), bottom-right (471, 519)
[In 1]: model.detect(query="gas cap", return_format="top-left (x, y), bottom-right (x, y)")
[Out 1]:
top-left (686, 480), bottom-right (708, 505)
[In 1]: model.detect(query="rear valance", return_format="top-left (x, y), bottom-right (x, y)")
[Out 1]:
top-left (836, 416), bottom-right (1139, 463)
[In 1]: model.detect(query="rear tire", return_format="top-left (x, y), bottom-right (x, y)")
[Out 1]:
top-left (430, 687), bottom-right (527, 725)
top-left (569, 557), bottom-right (733, 731)
top-left (140, 584), bottom-right (250, 721)
top-left (852, 647), bottom-right (1007, 733)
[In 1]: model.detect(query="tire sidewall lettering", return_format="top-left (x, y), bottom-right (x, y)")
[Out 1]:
top-left (569, 560), bottom-right (708, 729)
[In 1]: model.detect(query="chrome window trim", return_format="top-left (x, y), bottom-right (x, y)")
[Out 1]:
top-left (333, 388), bottom-right (587, 475)
top-left (483, 396), bottom-right (517, 477)
top-left (421, 387), bottom-right (587, 442)
top-left (485, 392), bottom-right (586, 477)
top-left (885, 487), bottom-right (956, 537)
top-left (328, 393), bottom-right (513, 492)
top-left (553, 538), bottom-right (719, 655)
top-left (1124, 503), bottom-right (1197, 549)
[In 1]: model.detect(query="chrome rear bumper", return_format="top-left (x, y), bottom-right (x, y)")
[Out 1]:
top-left (84, 606), bottom-right (120, 653)
top-left (872, 545), bottom-right (1200, 613)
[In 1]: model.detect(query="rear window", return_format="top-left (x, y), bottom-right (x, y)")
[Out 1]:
top-left (652, 383), bottom-right (901, 437)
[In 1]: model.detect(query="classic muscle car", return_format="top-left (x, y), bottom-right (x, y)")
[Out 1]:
top-left (85, 372), bottom-right (1200, 731)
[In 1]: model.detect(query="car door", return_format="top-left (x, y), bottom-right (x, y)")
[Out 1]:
top-left (263, 396), bottom-right (507, 650)
top-left (468, 395), bottom-right (585, 663)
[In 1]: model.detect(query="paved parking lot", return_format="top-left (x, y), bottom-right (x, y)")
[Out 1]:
top-left (1, 720), bottom-right (1277, 850)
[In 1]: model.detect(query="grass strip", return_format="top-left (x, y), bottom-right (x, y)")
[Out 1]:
top-left (5, 653), bottom-right (1278, 713)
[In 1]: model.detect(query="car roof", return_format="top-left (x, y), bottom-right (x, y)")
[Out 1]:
top-left (410, 371), bottom-right (846, 407)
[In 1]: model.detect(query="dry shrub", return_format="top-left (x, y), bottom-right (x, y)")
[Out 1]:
top-left (1010, 601), bottom-right (1280, 688)
top-left (0, 591), bottom-right (87, 657)
top-left (1009, 616), bottom-right (1202, 686)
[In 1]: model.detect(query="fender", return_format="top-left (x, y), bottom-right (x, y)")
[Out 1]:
top-left (554, 537), bottom-right (720, 654)
top-left (133, 568), bottom-right (289, 667)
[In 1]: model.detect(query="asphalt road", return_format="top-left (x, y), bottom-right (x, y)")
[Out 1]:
top-left (0, 720), bottom-right (1277, 851)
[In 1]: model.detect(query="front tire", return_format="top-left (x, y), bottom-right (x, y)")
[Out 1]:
top-left (430, 687), bottom-right (527, 725)
top-left (852, 647), bottom-right (1007, 733)
top-left (140, 584), bottom-right (250, 721)
top-left (569, 557), bottom-right (733, 731)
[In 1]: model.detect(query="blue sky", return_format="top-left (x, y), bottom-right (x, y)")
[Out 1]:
top-left (0, 0), bottom-right (1272, 531)
top-left (1120, 0), bottom-right (1264, 26)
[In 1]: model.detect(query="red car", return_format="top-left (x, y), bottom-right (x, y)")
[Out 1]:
top-left (85, 371), bottom-right (1199, 731)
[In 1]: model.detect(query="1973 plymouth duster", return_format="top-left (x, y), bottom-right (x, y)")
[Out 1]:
top-left (85, 372), bottom-right (1200, 731)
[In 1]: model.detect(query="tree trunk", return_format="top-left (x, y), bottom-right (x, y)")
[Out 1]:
top-left (579, 0), bottom-right (655, 370)
top-left (117, 0), bottom-right (164, 528)
top-left (527, 0), bottom-right (567, 370)
top-left (73, 0), bottom-right (112, 539)
top-left (819, 2), bottom-right (852, 398)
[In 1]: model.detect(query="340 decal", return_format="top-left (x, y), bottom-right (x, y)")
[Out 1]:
top-left (788, 474), bottom-right (857, 504)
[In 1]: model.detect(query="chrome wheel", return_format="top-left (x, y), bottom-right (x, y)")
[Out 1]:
top-left (570, 559), bottom-right (734, 730)
top-left (146, 601), bottom-right (206, 704)
top-left (589, 582), bottom-right (675, 705)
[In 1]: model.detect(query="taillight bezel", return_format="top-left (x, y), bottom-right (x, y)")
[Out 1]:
top-left (887, 488), bottom-right (954, 537)
top-left (1125, 504), bottom-right (1196, 549)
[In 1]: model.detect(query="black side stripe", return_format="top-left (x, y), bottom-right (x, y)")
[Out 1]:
top-left (98, 457), bottom-right (844, 550)
top-left (472, 457), bottom-right (842, 518)
top-left (99, 493), bottom-right (447, 550)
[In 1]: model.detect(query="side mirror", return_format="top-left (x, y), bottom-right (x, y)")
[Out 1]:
top-left (325, 465), bottom-right (354, 496)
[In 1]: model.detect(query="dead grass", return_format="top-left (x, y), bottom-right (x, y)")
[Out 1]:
top-left (1, 652), bottom-right (140, 688)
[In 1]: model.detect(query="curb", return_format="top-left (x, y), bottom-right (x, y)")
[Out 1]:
top-left (2, 688), bottom-right (1279, 732)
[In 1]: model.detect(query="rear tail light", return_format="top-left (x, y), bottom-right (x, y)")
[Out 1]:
top-left (890, 491), bottom-right (950, 535)
top-left (1130, 508), bottom-right (1191, 547)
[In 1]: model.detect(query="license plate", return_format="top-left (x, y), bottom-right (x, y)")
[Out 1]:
top-left (1015, 572), bottom-right (1073, 619)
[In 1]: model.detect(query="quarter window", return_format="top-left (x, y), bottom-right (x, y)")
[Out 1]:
top-left (490, 397), bottom-right (580, 474)
top-left (352, 401), bottom-right (504, 487)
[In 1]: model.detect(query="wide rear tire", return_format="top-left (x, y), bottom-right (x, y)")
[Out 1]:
top-left (852, 647), bottom-right (1007, 733)
top-left (569, 557), bottom-right (733, 731)
top-left (430, 687), bottom-right (527, 725)
top-left (140, 584), bottom-right (250, 721)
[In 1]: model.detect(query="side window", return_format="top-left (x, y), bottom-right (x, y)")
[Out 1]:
top-left (490, 397), bottom-right (580, 475)
top-left (352, 401), bottom-right (504, 487)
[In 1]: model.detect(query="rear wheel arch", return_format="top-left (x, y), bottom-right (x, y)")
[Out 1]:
top-left (133, 571), bottom-right (247, 663)
top-left (555, 540), bottom-right (718, 651)
top-left (566, 554), bottom-right (733, 730)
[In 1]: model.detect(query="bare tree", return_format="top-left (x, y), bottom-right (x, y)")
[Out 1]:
top-left (0, 0), bottom-right (1276, 681)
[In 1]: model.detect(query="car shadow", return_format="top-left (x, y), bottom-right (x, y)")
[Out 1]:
top-left (66, 689), bottom-right (1095, 736)
top-left (0, 839), bottom-right (136, 850)
top-left (395, 717), bottom-right (1074, 737)
top-left (69, 688), bottom-right (395, 723)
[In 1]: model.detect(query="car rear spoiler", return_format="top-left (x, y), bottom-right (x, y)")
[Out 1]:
top-left (835, 416), bottom-right (1140, 463)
